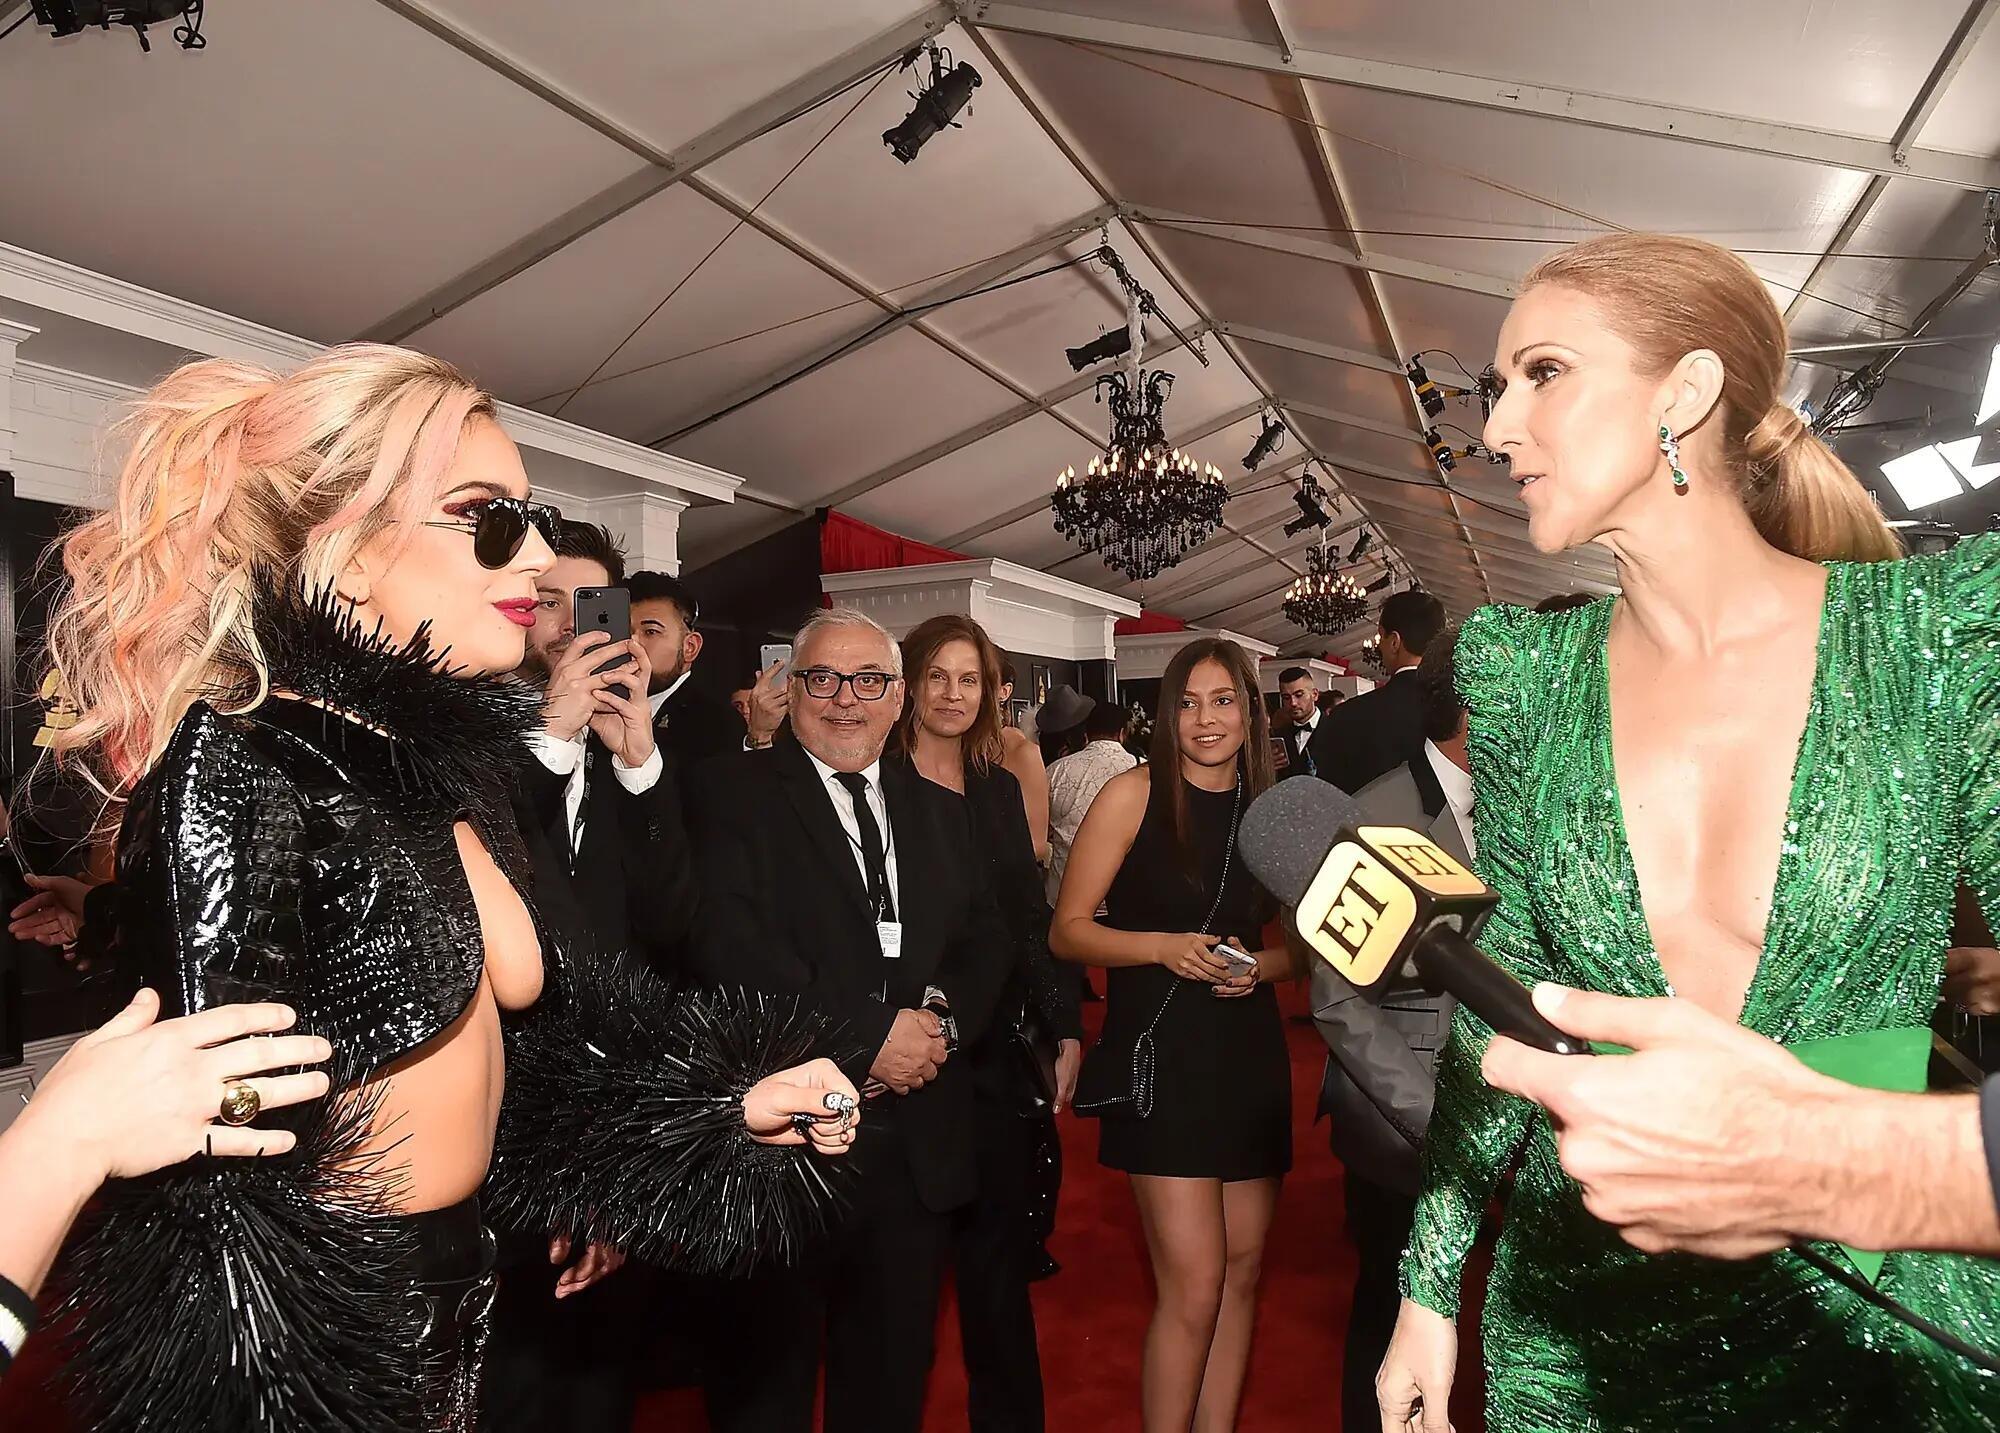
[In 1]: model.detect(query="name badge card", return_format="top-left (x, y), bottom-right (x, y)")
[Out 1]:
top-left (876, 920), bottom-right (903, 959)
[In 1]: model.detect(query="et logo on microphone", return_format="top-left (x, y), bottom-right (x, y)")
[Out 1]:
top-left (1295, 842), bottom-right (1417, 989)
top-left (1292, 827), bottom-right (1491, 994)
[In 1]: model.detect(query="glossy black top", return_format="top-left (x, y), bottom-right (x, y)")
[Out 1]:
top-left (106, 583), bottom-right (544, 1077)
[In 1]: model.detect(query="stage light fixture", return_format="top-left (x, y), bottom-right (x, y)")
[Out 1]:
top-left (1282, 477), bottom-right (1332, 538)
top-left (1937, 435), bottom-right (2000, 490)
top-left (1067, 325), bottom-right (1132, 372)
top-left (1407, 361), bottom-right (1446, 419)
top-left (1242, 415), bottom-right (1286, 471)
top-left (1978, 342), bottom-right (2000, 427)
top-left (28, 0), bottom-right (202, 48)
top-left (1426, 429), bottom-right (1456, 474)
top-left (1349, 529), bottom-right (1372, 563)
top-left (883, 43), bottom-right (981, 164)
top-left (1880, 446), bottom-right (1966, 510)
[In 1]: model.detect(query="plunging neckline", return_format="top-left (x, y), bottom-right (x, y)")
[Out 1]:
top-left (1593, 565), bottom-right (1835, 1030)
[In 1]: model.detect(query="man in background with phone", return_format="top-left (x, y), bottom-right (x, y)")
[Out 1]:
top-left (493, 519), bottom-right (696, 1433)
top-left (628, 571), bottom-right (768, 789)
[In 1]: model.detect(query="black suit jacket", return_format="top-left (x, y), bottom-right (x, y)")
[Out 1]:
top-left (654, 679), bottom-right (744, 792)
top-left (1277, 713), bottom-right (1339, 781)
top-left (515, 734), bottom-right (695, 970)
top-left (1310, 752), bottom-right (1463, 1195)
top-left (1318, 668), bottom-right (1425, 794)
top-left (686, 740), bottom-right (1013, 1212)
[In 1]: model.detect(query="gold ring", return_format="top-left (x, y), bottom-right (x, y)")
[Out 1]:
top-left (218, 1081), bottom-right (261, 1126)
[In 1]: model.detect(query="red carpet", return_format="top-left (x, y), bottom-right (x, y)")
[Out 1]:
top-left (635, 976), bottom-right (1488, 1432)
top-left (1, 979), bottom-right (1489, 1432)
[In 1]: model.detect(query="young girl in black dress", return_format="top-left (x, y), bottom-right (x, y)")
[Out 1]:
top-left (1051, 637), bottom-right (1295, 1433)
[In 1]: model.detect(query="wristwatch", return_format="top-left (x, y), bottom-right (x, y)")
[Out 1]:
top-left (922, 985), bottom-right (959, 1055)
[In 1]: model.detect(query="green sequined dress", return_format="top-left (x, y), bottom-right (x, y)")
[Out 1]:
top-left (1401, 534), bottom-right (2000, 1429)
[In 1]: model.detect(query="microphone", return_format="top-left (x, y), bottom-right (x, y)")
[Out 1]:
top-left (1238, 777), bottom-right (1590, 1056)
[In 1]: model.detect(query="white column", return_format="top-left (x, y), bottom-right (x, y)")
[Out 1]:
top-left (0, 317), bottom-right (42, 472)
top-left (590, 490), bottom-right (689, 576)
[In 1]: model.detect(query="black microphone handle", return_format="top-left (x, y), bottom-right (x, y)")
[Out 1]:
top-left (1413, 925), bottom-right (1593, 1057)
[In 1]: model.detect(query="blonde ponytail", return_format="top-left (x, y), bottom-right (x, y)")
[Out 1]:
top-left (1742, 403), bottom-right (1900, 563)
top-left (1525, 234), bottom-right (1901, 565)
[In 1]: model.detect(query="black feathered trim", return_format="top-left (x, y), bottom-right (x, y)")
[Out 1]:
top-left (247, 571), bottom-right (543, 826)
top-left (485, 950), bottom-right (857, 1277)
top-left (55, 1062), bottom-right (433, 1433)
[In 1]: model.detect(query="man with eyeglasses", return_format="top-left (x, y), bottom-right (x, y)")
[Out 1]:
top-left (686, 607), bottom-right (1012, 1433)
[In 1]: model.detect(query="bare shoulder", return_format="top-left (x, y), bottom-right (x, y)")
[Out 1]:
top-left (1095, 764), bottom-right (1152, 816)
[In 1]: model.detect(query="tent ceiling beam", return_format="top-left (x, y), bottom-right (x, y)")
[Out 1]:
top-left (1218, 322), bottom-right (1406, 379)
top-left (359, 1), bottom-right (957, 342)
top-left (1783, 0), bottom-right (2000, 323)
top-left (964, 2), bottom-right (2000, 192)
top-left (646, 201), bottom-right (1117, 447)
top-left (1127, 207), bottom-right (1518, 300)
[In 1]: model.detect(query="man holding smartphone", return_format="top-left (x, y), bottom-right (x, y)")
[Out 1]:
top-left (491, 520), bottom-right (696, 1433)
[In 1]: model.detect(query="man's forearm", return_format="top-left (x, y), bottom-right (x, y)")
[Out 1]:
top-left (1795, 1088), bottom-right (2000, 1255)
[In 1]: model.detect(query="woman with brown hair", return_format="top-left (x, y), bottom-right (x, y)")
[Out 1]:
top-left (1051, 637), bottom-right (1294, 1433)
top-left (1376, 233), bottom-right (2000, 1430)
top-left (897, 613), bottom-right (1080, 1433)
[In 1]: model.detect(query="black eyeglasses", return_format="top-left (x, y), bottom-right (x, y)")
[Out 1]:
top-left (795, 667), bottom-right (898, 701)
top-left (423, 497), bottom-right (563, 569)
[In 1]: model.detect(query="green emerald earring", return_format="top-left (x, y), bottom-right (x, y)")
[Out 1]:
top-left (1659, 425), bottom-right (1687, 492)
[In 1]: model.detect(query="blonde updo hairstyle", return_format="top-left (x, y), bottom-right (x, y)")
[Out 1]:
top-left (46, 343), bottom-right (496, 787)
top-left (1523, 233), bottom-right (1899, 564)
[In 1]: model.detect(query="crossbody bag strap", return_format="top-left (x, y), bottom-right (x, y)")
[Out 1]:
top-left (1138, 772), bottom-right (1244, 1038)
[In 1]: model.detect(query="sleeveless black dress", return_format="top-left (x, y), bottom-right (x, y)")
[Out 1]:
top-left (1095, 776), bottom-right (1292, 1181)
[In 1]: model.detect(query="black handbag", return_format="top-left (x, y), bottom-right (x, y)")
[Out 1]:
top-left (1073, 777), bottom-right (1241, 1121)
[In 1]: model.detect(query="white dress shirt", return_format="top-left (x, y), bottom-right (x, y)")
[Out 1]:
top-left (1423, 738), bottom-right (1476, 861)
top-left (1045, 739), bottom-right (1137, 906)
top-left (803, 748), bottom-right (901, 915)
top-left (530, 722), bottom-right (662, 855)
top-left (1291, 706), bottom-right (1319, 756)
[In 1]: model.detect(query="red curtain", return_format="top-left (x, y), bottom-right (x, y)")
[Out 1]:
top-left (820, 510), bottom-right (966, 575)
top-left (1114, 610), bottom-right (1188, 636)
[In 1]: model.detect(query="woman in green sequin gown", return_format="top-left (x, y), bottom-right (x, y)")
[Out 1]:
top-left (1376, 232), bottom-right (2000, 1432)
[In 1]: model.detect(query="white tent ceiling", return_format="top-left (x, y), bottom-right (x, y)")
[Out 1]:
top-left (2, 0), bottom-right (1995, 662)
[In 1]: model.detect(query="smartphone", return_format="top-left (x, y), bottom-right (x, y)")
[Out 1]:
top-left (760, 642), bottom-right (794, 683)
top-left (574, 587), bottom-right (632, 676)
top-left (1216, 941), bottom-right (1260, 976)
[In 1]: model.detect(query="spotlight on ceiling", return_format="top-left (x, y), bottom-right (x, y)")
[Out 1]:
top-left (1242, 415), bottom-right (1286, 471)
top-left (1066, 325), bottom-right (1132, 372)
top-left (1407, 361), bottom-right (1447, 419)
top-left (1426, 428), bottom-right (1456, 474)
top-left (1282, 474), bottom-right (1333, 538)
top-left (27, 0), bottom-right (203, 49)
top-left (883, 43), bottom-right (981, 164)
top-left (1349, 529), bottom-right (1372, 563)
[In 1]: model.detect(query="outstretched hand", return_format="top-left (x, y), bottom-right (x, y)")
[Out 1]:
top-left (1481, 983), bottom-right (1849, 1258)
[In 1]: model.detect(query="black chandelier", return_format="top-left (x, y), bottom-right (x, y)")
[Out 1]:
top-left (1052, 367), bottom-right (1227, 583)
top-left (1360, 633), bottom-right (1383, 672)
top-left (1282, 540), bottom-right (1368, 635)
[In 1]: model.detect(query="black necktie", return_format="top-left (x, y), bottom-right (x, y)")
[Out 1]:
top-left (833, 771), bottom-right (896, 921)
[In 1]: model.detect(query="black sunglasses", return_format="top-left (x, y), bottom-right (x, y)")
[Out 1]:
top-left (423, 497), bottom-right (562, 569)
